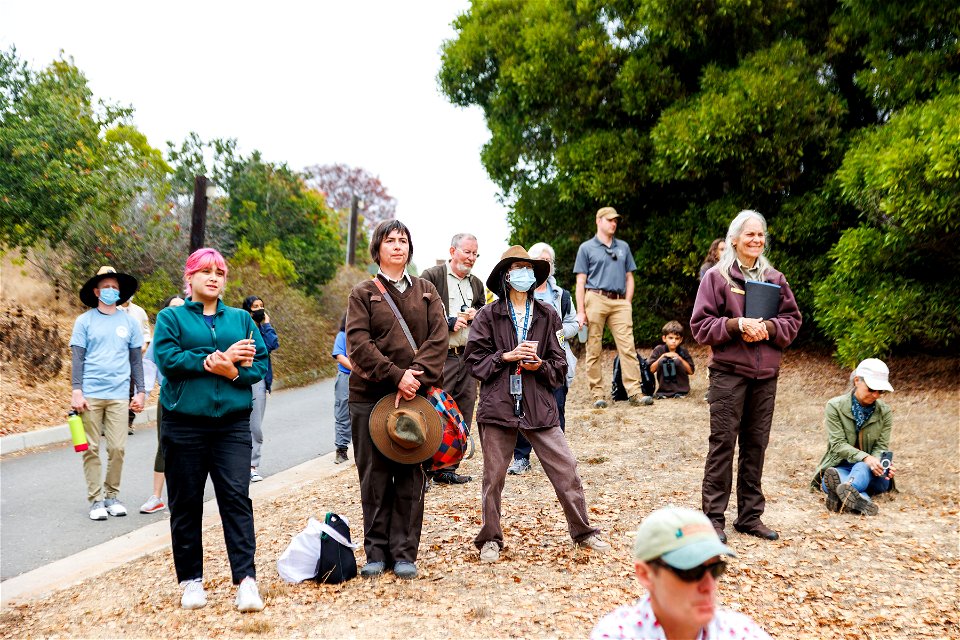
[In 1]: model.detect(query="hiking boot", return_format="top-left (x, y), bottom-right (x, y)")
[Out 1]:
top-left (393, 561), bottom-right (418, 580)
top-left (180, 579), bottom-right (207, 610)
top-left (334, 448), bottom-right (349, 464)
top-left (577, 535), bottom-right (612, 553)
top-left (359, 561), bottom-right (385, 578)
top-left (235, 576), bottom-right (265, 612)
top-left (479, 541), bottom-right (500, 563)
top-left (104, 498), bottom-right (128, 517)
top-left (836, 482), bottom-right (879, 516)
top-left (822, 468), bottom-right (842, 513)
top-left (139, 495), bottom-right (166, 514)
top-left (250, 469), bottom-right (264, 483)
top-left (433, 470), bottom-right (472, 484)
top-left (89, 501), bottom-right (108, 521)
top-left (629, 394), bottom-right (654, 407)
top-left (507, 457), bottom-right (531, 475)
top-left (592, 399), bottom-right (608, 409)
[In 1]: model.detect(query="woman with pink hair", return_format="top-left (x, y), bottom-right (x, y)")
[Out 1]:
top-left (153, 248), bottom-right (269, 612)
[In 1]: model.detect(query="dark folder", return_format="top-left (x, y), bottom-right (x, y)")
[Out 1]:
top-left (744, 281), bottom-right (781, 319)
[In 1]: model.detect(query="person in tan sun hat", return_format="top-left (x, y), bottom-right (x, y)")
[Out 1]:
top-left (70, 266), bottom-right (145, 522)
top-left (591, 506), bottom-right (771, 640)
top-left (465, 246), bottom-right (611, 564)
top-left (812, 358), bottom-right (896, 516)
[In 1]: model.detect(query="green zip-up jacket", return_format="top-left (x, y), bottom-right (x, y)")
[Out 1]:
top-left (810, 393), bottom-right (894, 491)
top-left (153, 299), bottom-right (268, 418)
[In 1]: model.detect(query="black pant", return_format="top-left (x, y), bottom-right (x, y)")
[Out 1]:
top-left (161, 409), bottom-right (256, 584)
top-left (350, 401), bottom-right (427, 566)
top-left (514, 385), bottom-right (567, 460)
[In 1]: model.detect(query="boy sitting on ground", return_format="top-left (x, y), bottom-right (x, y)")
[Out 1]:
top-left (648, 320), bottom-right (695, 399)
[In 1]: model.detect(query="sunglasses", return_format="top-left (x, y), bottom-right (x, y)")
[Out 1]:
top-left (603, 248), bottom-right (618, 261)
top-left (650, 559), bottom-right (727, 583)
top-left (859, 379), bottom-right (888, 395)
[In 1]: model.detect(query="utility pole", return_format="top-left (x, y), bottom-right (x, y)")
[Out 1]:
top-left (346, 192), bottom-right (360, 266)
top-left (190, 175), bottom-right (209, 254)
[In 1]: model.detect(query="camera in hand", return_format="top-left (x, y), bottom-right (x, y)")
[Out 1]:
top-left (661, 356), bottom-right (677, 383)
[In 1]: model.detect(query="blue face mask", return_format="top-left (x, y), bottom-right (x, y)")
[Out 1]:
top-left (508, 267), bottom-right (536, 292)
top-left (99, 287), bottom-right (121, 305)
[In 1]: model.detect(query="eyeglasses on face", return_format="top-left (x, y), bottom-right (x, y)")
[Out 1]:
top-left (458, 248), bottom-right (480, 258)
top-left (650, 559), bottom-right (727, 583)
top-left (603, 248), bottom-right (618, 261)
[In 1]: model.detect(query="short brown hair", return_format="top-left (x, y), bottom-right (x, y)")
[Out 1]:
top-left (662, 320), bottom-right (684, 336)
top-left (369, 220), bottom-right (413, 265)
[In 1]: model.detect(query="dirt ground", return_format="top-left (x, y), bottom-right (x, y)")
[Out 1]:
top-left (1, 346), bottom-right (957, 639)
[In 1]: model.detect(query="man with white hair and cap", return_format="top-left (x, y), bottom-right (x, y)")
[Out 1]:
top-left (591, 506), bottom-right (770, 639)
top-left (812, 358), bottom-right (896, 515)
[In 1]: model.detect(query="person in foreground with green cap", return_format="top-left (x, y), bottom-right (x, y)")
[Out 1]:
top-left (591, 507), bottom-right (770, 640)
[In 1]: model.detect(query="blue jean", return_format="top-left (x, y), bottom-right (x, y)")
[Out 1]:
top-left (822, 461), bottom-right (891, 499)
top-left (334, 370), bottom-right (351, 448)
top-left (514, 385), bottom-right (567, 460)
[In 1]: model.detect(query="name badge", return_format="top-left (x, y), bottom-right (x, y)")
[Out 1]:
top-left (509, 374), bottom-right (522, 396)
top-left (731, 287), bottom-right (745, 295)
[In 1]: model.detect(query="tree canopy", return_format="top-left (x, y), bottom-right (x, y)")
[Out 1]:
top-left (439, 0), bottom-right (960, 364)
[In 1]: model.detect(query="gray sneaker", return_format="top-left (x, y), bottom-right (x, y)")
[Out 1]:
top-left (479, 541), bottom-right (500, 563)
top-left (593, 399), bottom-right (609, 409)
top-left (629, 394), bottom-right (654, 407)
top-left (507, 458), bottom-right (531, 475)
top-left (89, 501), bottom-right (108, 521)
top-left (103, 498), bottom-right (127, 517)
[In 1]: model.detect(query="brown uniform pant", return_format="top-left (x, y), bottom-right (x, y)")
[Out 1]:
top-left (474, 423), bottom-right (597, 550)
top-left (702, 369), bottom-right (779, 528)
top-left (350, 401), bottom-right (428, 566)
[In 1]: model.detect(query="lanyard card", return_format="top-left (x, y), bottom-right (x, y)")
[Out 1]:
top-left (509, 374), bottom-right (522, 396)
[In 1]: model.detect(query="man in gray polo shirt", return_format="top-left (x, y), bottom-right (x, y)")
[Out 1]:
top-left (420, 232), bottom-right (485, 484)
top-left (574, 207), bottom-right (651, 408)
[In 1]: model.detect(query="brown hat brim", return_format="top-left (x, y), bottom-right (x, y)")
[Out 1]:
top-left (369, 394), bottom-right (442, 464)
top-left (485, 247), bottom-right (550, 299)
top-left (79, 272), bottom-right (139, 308)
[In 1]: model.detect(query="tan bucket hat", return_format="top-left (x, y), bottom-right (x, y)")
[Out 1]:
top-left (368, 394), bottom-right (442, 464)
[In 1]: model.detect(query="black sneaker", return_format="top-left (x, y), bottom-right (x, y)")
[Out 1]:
top-left (433, 470), bottom-right (472, 484)
top-left (334, 448), bottom-right (348, 464)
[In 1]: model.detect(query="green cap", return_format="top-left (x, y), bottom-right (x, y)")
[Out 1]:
top-left (633, 507), bottom-right (736, 570)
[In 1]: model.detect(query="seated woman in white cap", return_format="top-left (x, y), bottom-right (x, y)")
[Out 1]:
top-left (591, 506), bottom-right (769, 640)
top-left (811, 358), bottom-right (896, 516)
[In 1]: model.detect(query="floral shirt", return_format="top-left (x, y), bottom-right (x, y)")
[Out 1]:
top-left (591, 595), bottom-right (771, 640)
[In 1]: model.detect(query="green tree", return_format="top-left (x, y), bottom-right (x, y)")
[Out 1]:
top-left (439, 0), bottom-right (960, 353)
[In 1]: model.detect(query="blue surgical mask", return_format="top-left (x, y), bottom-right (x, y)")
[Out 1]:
top-left (508, 267), bottom-right (536, 292)
top-left (99, 287), bottom-right (121, 305)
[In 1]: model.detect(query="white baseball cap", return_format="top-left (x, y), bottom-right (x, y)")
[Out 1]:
top-left (854, 358), bottom-right (894, 393)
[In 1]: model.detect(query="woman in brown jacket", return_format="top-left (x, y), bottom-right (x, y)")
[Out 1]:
top-left (465, 246), bottom-right (610, 563)
top-left (346, 220), bottom-right (448, 580)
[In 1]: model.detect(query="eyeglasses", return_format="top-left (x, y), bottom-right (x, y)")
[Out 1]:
top-left (603, 248), bottom-right (618, 261)
top-left (458, 248), bottom-right (480, 259)
top-left (650, 559), bottom-right (727, 583)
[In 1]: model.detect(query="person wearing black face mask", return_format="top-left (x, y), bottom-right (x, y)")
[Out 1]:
top-left (242, 296), bottom-right (280, 482)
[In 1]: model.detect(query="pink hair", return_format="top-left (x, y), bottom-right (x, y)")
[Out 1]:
top-left (183, 248), bottom-right (228, 295)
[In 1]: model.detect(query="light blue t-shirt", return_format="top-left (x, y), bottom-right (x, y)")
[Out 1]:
top-left (332, 331), bottom-right (351, 375)
top-left (70, 308), bottom-right (144, 399)
top-left (573, 236), bottom-right (637, 293)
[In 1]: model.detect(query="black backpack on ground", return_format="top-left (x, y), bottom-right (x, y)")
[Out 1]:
top-left (314, 512), bottom-right (358, 584)
top-left (612, 353), bottom-right (656, 400)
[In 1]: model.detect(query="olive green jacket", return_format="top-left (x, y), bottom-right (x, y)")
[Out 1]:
top-left (810, 394), bottom-right (893, 490)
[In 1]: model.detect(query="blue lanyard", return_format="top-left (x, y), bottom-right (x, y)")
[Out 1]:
top-left (508, 298), bottom-right (531, 344)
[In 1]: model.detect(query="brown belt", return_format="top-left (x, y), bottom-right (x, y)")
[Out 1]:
top-left (587, 288), bottom-right (625, 300)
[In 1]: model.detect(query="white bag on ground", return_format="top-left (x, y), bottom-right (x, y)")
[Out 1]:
top-left (277, 516), bottom-right (358, 583)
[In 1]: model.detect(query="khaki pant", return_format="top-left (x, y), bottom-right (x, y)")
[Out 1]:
top-left (81, 398), bottom-right (128, 503)
top-left (584, 292), bottom-right (641, 399)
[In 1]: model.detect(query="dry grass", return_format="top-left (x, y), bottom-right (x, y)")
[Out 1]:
top-left (1, 345), bottom-right (957, 639)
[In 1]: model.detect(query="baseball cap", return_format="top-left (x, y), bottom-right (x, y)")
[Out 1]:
top-left (854, 358), bottom-right (894, 392)
top-left (633, 507), bottom-right (735, 570)
top-left (596, 206), bottom-right (621, 221)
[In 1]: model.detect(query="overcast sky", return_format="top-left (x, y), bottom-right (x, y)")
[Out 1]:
top-left (2, 0), bottom-right (513, 279)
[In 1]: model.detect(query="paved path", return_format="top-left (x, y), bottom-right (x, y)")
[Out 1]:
top-left (0, 378), bottom-right (337, 581)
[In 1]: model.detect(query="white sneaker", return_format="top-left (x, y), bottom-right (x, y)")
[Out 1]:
top-left (235, 576), bottom-right (265, 612)
top-left (180, 579), bottom-right (207, 610)
top-left (250, 469), bottom-right (264, 483)
top-left (139, 495), bottom-right (166, 514)
top-left (479, 541), bottom-right (500, 563)
top-left (89, 501), bottom-right (108, 521)
top-left (578, 535), bottom-right (612, 553)
top-left (103, 498), bottom-right (128, 517)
